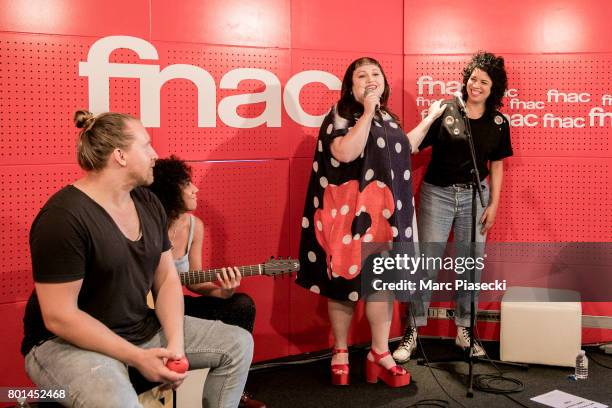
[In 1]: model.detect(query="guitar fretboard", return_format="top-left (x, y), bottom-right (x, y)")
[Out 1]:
top-left (179, 264), bottom-right (263, 285)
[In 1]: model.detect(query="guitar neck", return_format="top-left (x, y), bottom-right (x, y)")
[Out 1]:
top-left (179, 264), bottom-right (263, 285)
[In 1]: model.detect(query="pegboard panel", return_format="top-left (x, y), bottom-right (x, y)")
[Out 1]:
top-left (188, 159), bottom-right (290, 362)
top-left (288, 283), bottom-right (333, 355)
top-left (489, 157), bottom-right (612, 242)
top-left (0, 0), bottom-right (149, 38)
top-left (403, 55), bottom-right (467, 130)
top-left (404, 0), bottom-right (612, 54)
top-left (152, 42), bottom-right (291, 160)
top-left (0, 164), bottom-right (82, 303)
top-left (151, 0), bottom-right (290, 48)
top-left (288, 158), bottom-right (312, 259)
top-left (0, 33), bottom-right (88, 165)
top-left (291, 0), bottom-right (403, 54)
top-left (0, 33), bottom-right (155, 165)
top-left (189, 160), bottom-right (290, 268)
top-left (0, 302), bottom-right (32, 393)
top-left (106, 46), bottom-right (148, 119)
top-left (497, 54), bottom-right (612, 158)
top-left (409, 152), bottom-right (431, 201)
top-left (482, 243), bottom-right (612, 269)
top-left (234, 270), bottom-right (291, 362)
top-left (405, 54), bottom-right (612, 158)
top-left (288, 283), bottom-right (405, 355)
top-left (291, 50), bottom-right (404, 158)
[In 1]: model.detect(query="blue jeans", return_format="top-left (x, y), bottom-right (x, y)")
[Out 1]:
top-left (410, 181), bottom-right (489, 328)
top-left (25, 316), bottom-right (253, 408)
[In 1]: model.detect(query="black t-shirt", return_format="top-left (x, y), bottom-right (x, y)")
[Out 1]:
top-left (419, 110), bottom-right (513, 186)
top-left (21, 186), bottom-right (171, 355)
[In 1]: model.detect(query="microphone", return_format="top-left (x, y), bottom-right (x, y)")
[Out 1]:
top-left (452, 91), bottom-right (467, 113)
top-left (364, 88), bottom-right (381, 113)
top-left (441, 93), bottom-right (466, 137)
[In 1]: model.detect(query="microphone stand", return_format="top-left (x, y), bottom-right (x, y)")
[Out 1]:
top-left (416, 100), bottom-right (527, 397)
top-left (460, 101), bottom-right (485, 398)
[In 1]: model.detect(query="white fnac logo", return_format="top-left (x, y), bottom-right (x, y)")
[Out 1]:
top-left (79, 36), bottom-right (342, 128)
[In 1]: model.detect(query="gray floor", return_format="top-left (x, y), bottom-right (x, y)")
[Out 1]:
top-left (247, 340), bottom-right (612, 408)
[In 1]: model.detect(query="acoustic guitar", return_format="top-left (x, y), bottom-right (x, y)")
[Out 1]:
top-left (179, 257), bottom-right (300, 285)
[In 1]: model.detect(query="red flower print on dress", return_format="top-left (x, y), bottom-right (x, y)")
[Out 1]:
top-left (314, 180), bottom-right (394, 280)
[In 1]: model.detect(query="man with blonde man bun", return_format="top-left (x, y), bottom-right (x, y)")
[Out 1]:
top-left (21, 110), bottom-right (252, 408)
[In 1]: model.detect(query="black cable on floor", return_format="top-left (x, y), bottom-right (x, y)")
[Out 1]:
top-left (586, 350), bottom-right (612, 370)
top-left (249, 351), bottom-right (334, 371)
top-left (473, 373), bottom-right (524, 393)
top-left (405, 399), bottom-right (449, 408)
top-left (402, 312), bottom-right (527, 408)
top-left (472, 324), bottom-right (527, 407)
top-left (407, 308), bottom-right (467, 408)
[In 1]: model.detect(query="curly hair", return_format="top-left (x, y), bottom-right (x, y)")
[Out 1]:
top-left (148, 155), bottom-right (192, 222)
top-left (461, 51), bottom-right (508, 114)
top-left (337, 57), bottom-right (400, 123)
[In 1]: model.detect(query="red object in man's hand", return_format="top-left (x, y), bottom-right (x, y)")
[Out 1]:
top-left (166, 357), bottom-right (189, 373)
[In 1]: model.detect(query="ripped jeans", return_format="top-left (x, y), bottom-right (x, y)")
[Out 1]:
top-left (24, 316), bottom-right (253, 408)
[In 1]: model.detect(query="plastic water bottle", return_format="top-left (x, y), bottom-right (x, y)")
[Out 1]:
top-left (575, 350), bottom-right (588, 380)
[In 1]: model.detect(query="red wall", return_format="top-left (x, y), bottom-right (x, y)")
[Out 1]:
top-left (0, 0), bottom-right (611, 396)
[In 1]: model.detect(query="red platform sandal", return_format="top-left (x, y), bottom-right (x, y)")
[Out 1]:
top-left (365, 348), bottom-right (411, 387)
top-left (331, 348), bottom-right (350, 386)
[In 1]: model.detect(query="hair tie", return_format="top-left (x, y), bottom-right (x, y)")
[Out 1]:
top-left (83, 115), bottom-right (96, 132)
